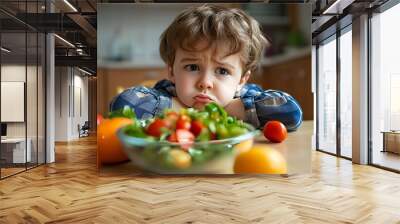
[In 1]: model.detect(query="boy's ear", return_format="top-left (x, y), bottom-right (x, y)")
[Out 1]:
top-left (239, 70), bottom-right (251, 87)
top-left (167, 66), bottom-right (175, 83)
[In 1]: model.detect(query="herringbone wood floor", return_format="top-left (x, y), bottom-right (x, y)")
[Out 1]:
top-left (1, 135), bottom-right (400, 223)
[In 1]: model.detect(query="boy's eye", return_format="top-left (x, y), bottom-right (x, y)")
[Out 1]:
top-left (216, 67), bottom-right (231, 76)
top-left (184, 64), bottom-right (200, 72)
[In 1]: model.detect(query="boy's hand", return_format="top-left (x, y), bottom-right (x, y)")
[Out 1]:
top-left (224, 98), bottom-right (246, 120)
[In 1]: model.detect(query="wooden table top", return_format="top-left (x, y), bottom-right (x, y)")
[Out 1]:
top-left (100, 121), bottom-right (313, 175)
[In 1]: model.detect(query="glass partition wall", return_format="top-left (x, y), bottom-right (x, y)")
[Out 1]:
top-left (0, 2), bottom-right (46, 179)
top-left (339, 26), bottom-right (352, 159)
top-left (370, 2), bottom-right (400, 172)
top-left (317, 35), bottom-right (337, 155)
top-left (316, 25), bottom-right (353, 159)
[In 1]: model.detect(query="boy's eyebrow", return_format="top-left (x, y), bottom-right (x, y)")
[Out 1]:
top-left (179, 57), bottom-right (199, 63)
top-left (212, 59), bottom-right (235, 70)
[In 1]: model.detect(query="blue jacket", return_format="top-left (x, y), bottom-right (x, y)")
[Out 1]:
top-left (110, 79), bottom-right (302, 131)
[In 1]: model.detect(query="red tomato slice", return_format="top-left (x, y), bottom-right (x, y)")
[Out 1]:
top-left (190, 120), bottom-right (204, 137)
top-left (146, 118), bottom-right (168, 138)
top-left (176, 129), bottom-right (195, 142)
top-left (176, 129), bottom-right (195, 150)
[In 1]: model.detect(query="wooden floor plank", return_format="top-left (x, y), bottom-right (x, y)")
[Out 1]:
top-left (0, 135), bottom-right (400, 223)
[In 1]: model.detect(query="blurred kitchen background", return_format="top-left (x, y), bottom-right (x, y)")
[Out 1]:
top-left (97, 3), bottom-right (312, 120)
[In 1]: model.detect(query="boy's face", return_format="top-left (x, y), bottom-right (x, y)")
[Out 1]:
top-left (168, 41), bottom-right (250, 110)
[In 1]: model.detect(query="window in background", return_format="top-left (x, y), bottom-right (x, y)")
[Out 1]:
top-left (339, 27), bottom-right (352, 158)
top-left (317, 35), bottom-right (337, 155)
top-left (371, 2), bottom-right (400, 171)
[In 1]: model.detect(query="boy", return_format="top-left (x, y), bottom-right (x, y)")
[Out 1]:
top-left (110, 4), bottom-right (302, 131)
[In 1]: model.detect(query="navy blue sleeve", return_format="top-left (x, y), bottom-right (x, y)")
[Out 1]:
top-left (109, 86), bottom-right (172, 120)
top-left (240, 84), bottom-right (303, 131)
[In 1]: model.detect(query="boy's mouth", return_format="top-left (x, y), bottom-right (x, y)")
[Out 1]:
top-left (193, 94), bottom-right (213, 103)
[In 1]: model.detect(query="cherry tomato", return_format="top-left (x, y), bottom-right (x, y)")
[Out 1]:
top-left (168, 132), bottom-right (177, 142)
top-left (176, 115), bottom-right (191, 130)
top-left (146, 118), bottom-right (168, 138)
top-left (263, 121), bottom-right (287, 143)
top-left (190, 120), bottom-right (204, 137)
top-left (210, 132), bottom-right (217, 140)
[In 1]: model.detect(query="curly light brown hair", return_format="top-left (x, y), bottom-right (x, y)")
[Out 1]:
top-left (159, 4), bottom-right (269, 74)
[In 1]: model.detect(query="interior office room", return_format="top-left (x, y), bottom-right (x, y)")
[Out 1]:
top-left (0, 0), bottom-right (97, 179)
top-left (1, 0), bottom-right (400, 223)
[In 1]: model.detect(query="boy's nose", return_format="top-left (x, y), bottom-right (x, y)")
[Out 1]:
top-left (197, 73), bottom-right (213, 90)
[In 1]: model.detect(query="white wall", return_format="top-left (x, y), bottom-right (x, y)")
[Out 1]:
top-left (1, 65), bottom-right (34, 138)
top-left (54, 67), bottom-right (89, 141)
top-left (98, 4), bottom-right (195, 65)
top-left (55, 66), bottom-right (69, 141)
top-left (1, 64), bottom-right (46, 164)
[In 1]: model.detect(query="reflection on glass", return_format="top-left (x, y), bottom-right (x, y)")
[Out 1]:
top-left (317, 37), bottom-right (337, 154)
top-left (340, 29), bottom-right (352, 158)
top-left (371, 3), bottom-right (400, 171)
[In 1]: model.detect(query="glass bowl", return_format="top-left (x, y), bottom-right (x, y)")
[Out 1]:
top-left (117, 125), bottom-right (260, 174)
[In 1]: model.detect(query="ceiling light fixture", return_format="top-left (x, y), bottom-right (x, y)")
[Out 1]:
top-left (63, 0), bottom-right (78, 12)
top-left (323, 0), bottom-right (342, 14)
top-left (1, 47), bottom-right (11, 53)
top-left (54, 34), bottom-right (75, 48)
top-left (322, 0), bottom-right (354, 15)
top-left (78, 67), bottom-right (93, 76)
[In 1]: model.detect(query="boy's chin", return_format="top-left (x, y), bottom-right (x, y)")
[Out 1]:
top-left (192, 101), bottom-right (222, 110)
top-left (192, 102), bottom-right (205, 110)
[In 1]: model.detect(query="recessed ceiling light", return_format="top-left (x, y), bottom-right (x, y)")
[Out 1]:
top-left (63, 0), bottom-right (78, 12)
top-left (77, 67), bottom-right (93, 76)
top-left (54, 34), bottom-right (75, 48)
top-left (1, 47), bottom-right (11, 53)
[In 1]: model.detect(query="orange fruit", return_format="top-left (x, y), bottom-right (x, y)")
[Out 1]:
top-left (97, 117), bottom-right (133, 166)
top-left (234, 144), bottom-right (287, 174)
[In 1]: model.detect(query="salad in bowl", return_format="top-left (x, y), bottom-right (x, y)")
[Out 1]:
top-left (115, 103), bottom-right (260, 174)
